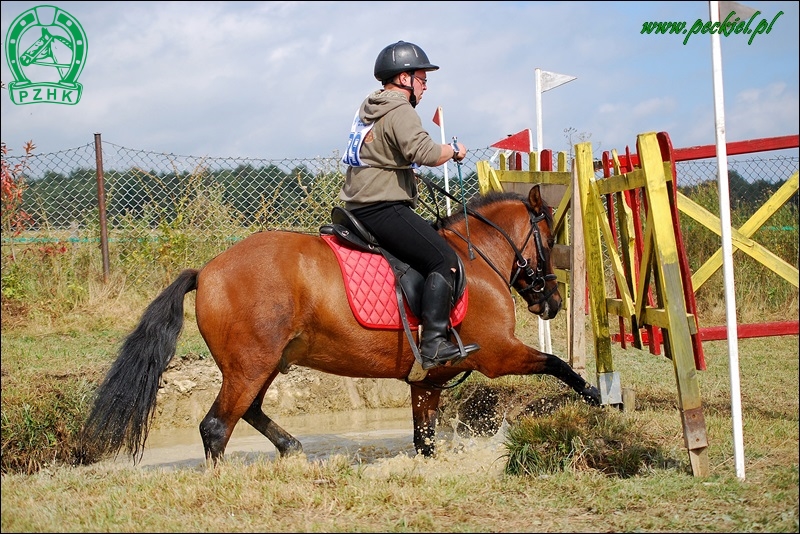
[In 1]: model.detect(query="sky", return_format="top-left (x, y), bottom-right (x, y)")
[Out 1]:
top-left (1, 1), bottom-right (798, 161)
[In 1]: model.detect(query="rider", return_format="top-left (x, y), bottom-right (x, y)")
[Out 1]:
top-left (340, 40), bottom-right (480, 371)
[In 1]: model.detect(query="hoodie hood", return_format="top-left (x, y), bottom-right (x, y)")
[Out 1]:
top-left (360, 89), bottom-right (409, 124)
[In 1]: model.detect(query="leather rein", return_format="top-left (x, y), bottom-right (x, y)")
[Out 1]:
top-left (406, 176), bottom-right (558, 391)
top-left (419, 177), bottom-right (558, 306)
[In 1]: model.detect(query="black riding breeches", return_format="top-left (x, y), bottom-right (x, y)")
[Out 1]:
top-left (351, 201), bottom-right (458, 287)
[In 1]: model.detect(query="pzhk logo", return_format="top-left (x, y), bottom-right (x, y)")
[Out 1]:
top-left (5, 5), bottom-right (88, 105)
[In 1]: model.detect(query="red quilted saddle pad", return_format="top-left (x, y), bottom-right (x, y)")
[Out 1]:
top-left (322, 234), bottom-right (468, 330)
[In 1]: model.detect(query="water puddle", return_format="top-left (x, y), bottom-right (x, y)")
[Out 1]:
top-left (113, 407), bottom-right (510, 477)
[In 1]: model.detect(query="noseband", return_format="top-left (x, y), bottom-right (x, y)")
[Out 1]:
top-left (508, 210), bottom-right (559, 301)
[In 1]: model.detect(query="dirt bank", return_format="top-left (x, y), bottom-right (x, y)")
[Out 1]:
top-left (154, 357), bottom-right (411, 430)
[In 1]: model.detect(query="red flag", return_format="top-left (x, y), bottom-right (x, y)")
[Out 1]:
top-left (490, 129), bottom-right (532, 152)
top-left (432, 107), bottom-right (442, 127)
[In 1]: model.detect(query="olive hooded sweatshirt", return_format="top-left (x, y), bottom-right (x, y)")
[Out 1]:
top-left (340, 89), bottom-right (442, 210)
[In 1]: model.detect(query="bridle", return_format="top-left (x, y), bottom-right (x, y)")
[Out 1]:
top-left (408, 180), bottom-right (560, 390)
top-left (417, 176), bottom-right (558, 310)
top-left (405, 200), bottom-right (558, 391)
top-left (446, 203), bottom-right (559, 308)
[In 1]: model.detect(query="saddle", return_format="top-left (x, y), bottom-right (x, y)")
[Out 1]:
top-left (320, 207), bottom-right (470, 381)
top-left (320, 206), bottom-right (467, 324)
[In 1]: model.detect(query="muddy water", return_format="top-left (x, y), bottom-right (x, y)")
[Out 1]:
top-left (114, 407), bottom-right (510, 478)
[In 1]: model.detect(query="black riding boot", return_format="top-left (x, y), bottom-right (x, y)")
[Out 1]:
top-left (419, 272), bottom-right (480, 370)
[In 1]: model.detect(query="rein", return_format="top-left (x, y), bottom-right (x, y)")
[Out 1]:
top-left (419, 176), bottom-right (557, 301)
top-left (405, 369), bottom-right (474, 390)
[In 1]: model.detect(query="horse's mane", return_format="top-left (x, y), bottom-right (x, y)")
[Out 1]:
top-left (437, 190), bottom-right (551, 229)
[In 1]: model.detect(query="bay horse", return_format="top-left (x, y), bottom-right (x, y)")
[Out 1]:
top-left (81, 185), bottom-right (601, 466)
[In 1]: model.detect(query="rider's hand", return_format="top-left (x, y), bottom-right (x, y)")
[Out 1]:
top-left (451, 141), bottom-right (467, 162)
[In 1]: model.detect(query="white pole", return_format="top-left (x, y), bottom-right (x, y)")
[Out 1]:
top-left (534, 68), bottom-right (553, 353)
top-left (535, 68), bottom-right (544, 157)
top-left (436, 107), bottom-right (452, 216)
top-left (709, 0), bottom-right (745, 480)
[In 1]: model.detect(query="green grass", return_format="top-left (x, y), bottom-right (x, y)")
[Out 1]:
top-left (1, 289), bottom-right (797, 531)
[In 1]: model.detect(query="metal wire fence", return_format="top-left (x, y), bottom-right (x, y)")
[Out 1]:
top-left (4, 141), bottom-right (501, 238)
top-left (2, 136), bottom-right (796, 315)
top-left (3, 139), bottom-right (797, 234)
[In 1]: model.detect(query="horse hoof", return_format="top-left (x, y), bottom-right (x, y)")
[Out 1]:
top-left (276, 439), bottom-right (304, 458)
top-left (583, 385), bottom-right (602, 406)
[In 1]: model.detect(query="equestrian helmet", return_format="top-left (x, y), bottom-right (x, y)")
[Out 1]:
top-left (374, 41), bottom-right (439, 83)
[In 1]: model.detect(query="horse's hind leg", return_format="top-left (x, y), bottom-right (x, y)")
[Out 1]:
top-left (241, 372), bottom-right (302, 457)
top-left (199, 379), bottom-right (247, 465)
top-left (200, 369), bottom-right (278, 465)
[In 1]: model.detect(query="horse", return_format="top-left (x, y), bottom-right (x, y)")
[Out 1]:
top-left (81, 184), bottom-right (601, 466)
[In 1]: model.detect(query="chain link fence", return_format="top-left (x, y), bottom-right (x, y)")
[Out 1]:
top-left (4, 140), bottom-right (798, 230)
top-left (4, 141), bottom-right (503, 236)
top-left (2, 138), bottom-right (797, 272)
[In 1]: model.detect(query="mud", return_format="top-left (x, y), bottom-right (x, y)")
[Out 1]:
top-left (154, 357), bottom-right (571, 438)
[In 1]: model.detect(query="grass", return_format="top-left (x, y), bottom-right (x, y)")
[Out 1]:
top-left (1, 386), bottom-right (797, 532)
top-left (503, 402), bottom-right (681, 477)
top-left (1, 296), bottom-right (797, 531)
top-left (1, 178), bottom-right (797, 531)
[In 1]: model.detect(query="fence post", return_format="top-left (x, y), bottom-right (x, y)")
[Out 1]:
top-left (94, 133), bottom-right (110, 283)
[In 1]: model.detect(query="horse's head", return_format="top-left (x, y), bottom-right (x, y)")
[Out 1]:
top-left (449, 185), bottom-right (562, 320)
top-left (514, 185), bottom-right (561, 319)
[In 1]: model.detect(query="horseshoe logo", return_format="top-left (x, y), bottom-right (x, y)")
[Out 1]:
top-left (5, 5), bottom-right (88, 105)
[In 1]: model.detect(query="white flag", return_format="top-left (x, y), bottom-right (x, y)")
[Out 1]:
top-left (718, 1), bottom-right (759, 21)
top-left (539, 70), bottom-right (577, 93)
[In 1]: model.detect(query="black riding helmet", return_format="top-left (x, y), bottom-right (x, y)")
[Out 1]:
top-left (374, 41), bottom-right (438, 108)
top-left (374, 41), bottom-right (439, 83)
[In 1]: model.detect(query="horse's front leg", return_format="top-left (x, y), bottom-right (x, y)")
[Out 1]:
top-left (479, 344), bottom-right (601, 406)
top-left (541, 350), bottom-right (601, 405)
top-left (410, 384), bottom-right (443, 457)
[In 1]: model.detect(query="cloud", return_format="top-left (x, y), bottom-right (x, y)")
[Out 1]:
top-left (1, 1), bottom-right (797, 159)
top-left (728, 82), bottom-right (799, 140)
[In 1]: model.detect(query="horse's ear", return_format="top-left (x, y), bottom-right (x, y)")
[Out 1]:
top-left (528, 184), bottom-right (543, 212)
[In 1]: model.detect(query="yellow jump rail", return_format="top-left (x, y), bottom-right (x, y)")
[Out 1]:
top-left (576, 132), bottom-right (709, 477)
top-left (680, 171), bottom-right (799, 290)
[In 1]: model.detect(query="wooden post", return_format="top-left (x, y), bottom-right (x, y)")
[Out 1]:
top-left (568, 162), bottom-right (586, 376)
top-left (575, 142), bottom-right (619, 404)
top-left (93, 133), bottom-right (110, 284)
top-left (637, 133), bottom-right (709, 477)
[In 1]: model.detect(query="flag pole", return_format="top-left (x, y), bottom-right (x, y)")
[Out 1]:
top-left (534, 68), bottom-right (551, 353)
top-left (709, 0), bottom-right (745, 481)
top-left (533, 68), bottom-right (577, 355)
top-left (433, 106), bottom-right (452, 215)
top-left (535, 68), bottom-right (544, 157)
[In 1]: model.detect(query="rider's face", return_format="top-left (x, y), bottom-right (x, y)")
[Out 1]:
top-left (412, 72), bottom-right (428, 92)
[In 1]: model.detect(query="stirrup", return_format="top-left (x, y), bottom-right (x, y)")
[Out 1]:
top-left (446, 328), bottom-right (479, 367)
top-left (420, 330), bottom-right (480, 370)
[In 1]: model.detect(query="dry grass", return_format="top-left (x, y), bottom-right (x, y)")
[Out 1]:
top-left (2, 292), bottom-right (797, 531)
top-left (1, 188), bottom-right (797, 530)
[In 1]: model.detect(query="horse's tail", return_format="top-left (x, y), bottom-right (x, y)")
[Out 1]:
top-left (81, 269), bottom-right (199, 464)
